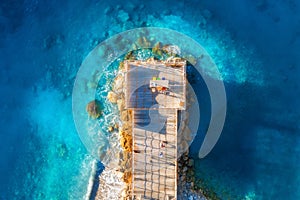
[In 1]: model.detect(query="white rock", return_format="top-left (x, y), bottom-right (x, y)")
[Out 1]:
top-left (107, 91), bottom-right (118, 103)
top-left (113, 75), bottom-right (124, 94)
top-left (117, 99), bottom-right (125, 112)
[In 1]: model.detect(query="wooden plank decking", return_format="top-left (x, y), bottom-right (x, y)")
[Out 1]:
top-left (124, 60), bottom-right (186, 110)
top-left (132, 109), bottom-right (177, 200)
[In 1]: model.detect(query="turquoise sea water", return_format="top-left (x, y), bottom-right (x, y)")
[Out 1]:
top-left (1, 0), bottom-right (300, 199)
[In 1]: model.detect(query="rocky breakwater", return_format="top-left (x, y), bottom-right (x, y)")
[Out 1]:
top-left (179, 154), bottom-right (219, 200)
top-left (177, 152), bottom-right (207, 200)
top-left (107, 61), bottom-right (133, 200)
top-left (176, 87), bottom-right (207, 200)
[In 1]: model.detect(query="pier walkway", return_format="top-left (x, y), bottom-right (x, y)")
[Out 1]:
top-left (124, 59), bottom-right (186, 200)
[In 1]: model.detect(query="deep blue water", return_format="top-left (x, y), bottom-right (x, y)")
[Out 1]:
top-left (1, 0), bottom-right (300, 199)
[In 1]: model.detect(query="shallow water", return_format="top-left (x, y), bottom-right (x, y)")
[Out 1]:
top-left (0, 0), bottom-right (299, 199)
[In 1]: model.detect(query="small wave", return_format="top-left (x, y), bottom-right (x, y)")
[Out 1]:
top-left (85, 159), bottom-right (97, 200)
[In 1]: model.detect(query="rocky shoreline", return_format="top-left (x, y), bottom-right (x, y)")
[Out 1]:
top-left (107, 62), bottom-right (133, 200)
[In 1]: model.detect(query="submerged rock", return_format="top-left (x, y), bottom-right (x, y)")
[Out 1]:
top-left (188, 159), bottom-right (194, 167)
top-left (152, 42), bottom-right (163, 57)
top-left (86, 100), bottom-right (102, 119)
top-left (202, 9), bottom-right (212, 20)
top-left (137, 36), bottom-right (151, 48)
top-left (256, 0), bottom-right (269, 12)
top-left (87, 81), bottom-right (97, 89)
top-left (57, 143), bottom-right (68, 158)
top-left (104, 6), bottom-right (112, 15)
top-left (117, 10), bottom-right (130, 22)
top-left (43, 33), bottom-right (64, 50)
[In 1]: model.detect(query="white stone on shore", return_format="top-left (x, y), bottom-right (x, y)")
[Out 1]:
top-left (107, 91), bottom-right (118, 103)
top-left (113, 75), bottom-right (124, 94)
top-left (121, 110), bottom-right (129, 121)
top-left (96, 168), bottom-right (125, 200)
top-left (162, 44), bottom-right (181, 55)
top-left (117, 99), bottom-right (125, 112)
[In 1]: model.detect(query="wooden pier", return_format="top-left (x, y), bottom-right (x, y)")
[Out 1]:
top-left (124, 59), bottom-right (186, 200)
